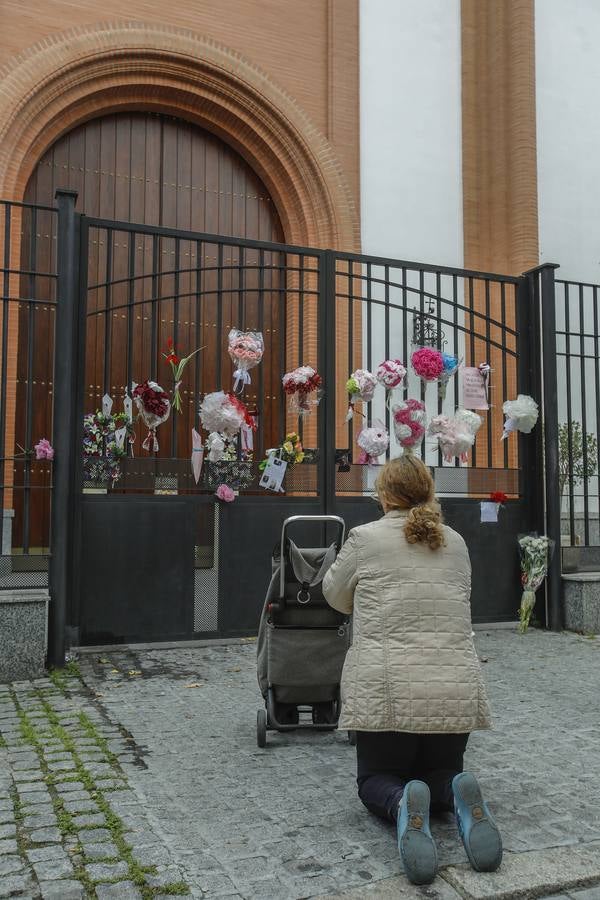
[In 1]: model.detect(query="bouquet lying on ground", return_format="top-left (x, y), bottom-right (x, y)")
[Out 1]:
top-left (518, 534), bottom-right (553, 634)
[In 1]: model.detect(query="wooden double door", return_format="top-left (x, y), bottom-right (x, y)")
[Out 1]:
top-left (17, 112), bottom-right (285, 550)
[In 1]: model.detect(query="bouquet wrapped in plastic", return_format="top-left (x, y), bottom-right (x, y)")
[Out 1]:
top-left (82, 411), bottom-right (129, 485)
top-left (438, 352), bottom-right (461, 399)
top-left (132, 381), bottom-right (171, 452)
top-left (411, 346), bottom-right (460, 398)
top-left (392, 399), bottom-right (427, 451)
top-left (357, 424), bottom-right (389, 465)
top-left (502, 395), bottom-right (539, 440)
top-left (228, 329), bottom-right (264, 393)
top-left (346, 369), bottom-right (377, 420)
top-left (518, 534), bottom-right (553, 633)
top-left (206, 431), bottom-right (227, 462)
top-left (199, 391), bottom-right (256, 440)
top-left (282, 366), bottom-right (322, 416)
top-left (376, 359), bottom-right (406, 390)
top-left (411, 347), bottom-right (444, 382)
top-left (428, 409), bottom-right (482, 463)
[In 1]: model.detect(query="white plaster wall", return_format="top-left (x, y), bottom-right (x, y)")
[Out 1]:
top-left (359, 0), bottom-right (463, 267)
top-left (358, 1), bottom-right (464, 469)
top-left (536, 0), bottom-right (600, 283)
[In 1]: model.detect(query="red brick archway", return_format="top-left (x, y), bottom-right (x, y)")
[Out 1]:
top-left (0, 21), bottom-right (359, 250)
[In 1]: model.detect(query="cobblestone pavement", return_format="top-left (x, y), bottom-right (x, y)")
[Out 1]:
top-left (1, 628), bottom-right (600, 899)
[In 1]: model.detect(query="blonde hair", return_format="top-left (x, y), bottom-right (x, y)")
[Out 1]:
top-left (375, 455), bottom-right (445, 551)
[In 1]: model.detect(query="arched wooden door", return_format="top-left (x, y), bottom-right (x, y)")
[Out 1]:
top-left (24, 111), bottom-right (284, 237)
top-left (16, 112), bottom-right (285, 550)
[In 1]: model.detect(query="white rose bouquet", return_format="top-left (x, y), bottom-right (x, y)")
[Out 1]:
top-left (518, 534), bottom-right (553, 633)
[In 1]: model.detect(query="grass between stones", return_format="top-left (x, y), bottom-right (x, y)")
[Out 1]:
top-left (9, 671), bottom-right (190, 898)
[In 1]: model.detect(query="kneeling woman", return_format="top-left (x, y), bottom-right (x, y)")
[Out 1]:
top-left (323, 455), bottom-right (502, 885)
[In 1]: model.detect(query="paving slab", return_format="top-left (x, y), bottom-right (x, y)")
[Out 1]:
top-left (443, 843), bottom-right (600, 899)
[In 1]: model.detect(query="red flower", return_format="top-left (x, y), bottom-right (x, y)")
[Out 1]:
top-left (167, 337), bottom-right (174, 349)
top-left (166, 353), bottom-right (180, 366)
top-left (227, 393), bottom-right (257, 430)
top-left (490, 491), bottom-right (508, 504)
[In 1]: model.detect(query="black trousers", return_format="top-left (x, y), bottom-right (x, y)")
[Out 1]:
top-left (356, 731), bottom-right (469, 823)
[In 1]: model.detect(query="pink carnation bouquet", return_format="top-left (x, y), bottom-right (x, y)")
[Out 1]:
top-left (392, 399), bottom-right (427, 451)
top-left (411, 347), bottom-right (444, 382)
top-left (228, 329), bottom-right (264, 393)
top-left (215, 483), bottom-right (236, 503)
top-left (357, 424), bottom-right (390, 465)
top-left (376, 359), bottom-right (406, 390)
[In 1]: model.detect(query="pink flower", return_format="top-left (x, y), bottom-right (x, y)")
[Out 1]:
top-left (34, 438), bottom-right (54, 460)
top-left (411, 347), bottom-right (444, 381)
top-left (215, 484), bottom-right (235, 502)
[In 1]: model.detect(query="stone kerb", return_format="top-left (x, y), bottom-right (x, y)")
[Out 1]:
top-left (0, 589), bottom-right (49, 680)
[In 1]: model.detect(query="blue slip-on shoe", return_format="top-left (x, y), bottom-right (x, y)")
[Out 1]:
top-left (397, 780), bottom-right (438, 885)
top-left (452, 772), bottom-right (503, 872)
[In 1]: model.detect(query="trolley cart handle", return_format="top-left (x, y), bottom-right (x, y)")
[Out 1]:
top-left (279, 515), bottom-right (346, 600)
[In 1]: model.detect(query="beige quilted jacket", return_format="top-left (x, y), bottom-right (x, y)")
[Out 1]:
top-left (322, 510), bottom-right (491, 733)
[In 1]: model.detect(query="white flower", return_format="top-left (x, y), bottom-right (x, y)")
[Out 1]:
top-left (503, 395), bottom-right (539, 434)
top-left (454, 408), bottom-right (482, 436)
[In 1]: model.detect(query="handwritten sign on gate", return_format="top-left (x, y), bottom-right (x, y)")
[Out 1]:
top-left (461, 367), bottom-right (489, 410)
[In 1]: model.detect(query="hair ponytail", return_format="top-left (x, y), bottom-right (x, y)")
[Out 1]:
top-left (404, 502), bottom-right (446, 551)
top-left (376, 455), bottom-right (446, 550)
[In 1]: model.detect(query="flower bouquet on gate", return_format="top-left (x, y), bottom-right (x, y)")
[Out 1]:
top-left (132, 381), bottom-right (171, 452)
top-left (392, 398), bottom-right (427, 453)
top-left (411, 346), bottom-right (461, 399)
top-left (357, 423), bottom-right (390, 465)
top-left (518, 534), bottom-right (554, 633)
top-left (162, 337), bottom-right (202, 414)
top-left (82, 410), bottom-right (129, 485)
top-left (228, 329), bottom-right (264, 393)
top-left (282, 366), bottom-right (323, 416)
top-left (345, 369), bottom-right (377, 420)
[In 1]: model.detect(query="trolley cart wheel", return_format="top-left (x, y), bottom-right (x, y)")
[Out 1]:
top-left (257, 709), bottom-right (267, 748)
top-left (348, 730), bottom-right (357, 746)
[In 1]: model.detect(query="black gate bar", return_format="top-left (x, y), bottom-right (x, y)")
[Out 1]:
top-left (48, 189), bottom-right (80, 667)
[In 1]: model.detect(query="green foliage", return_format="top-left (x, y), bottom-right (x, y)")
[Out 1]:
top-left (558, 421), bottom-right (598, 501)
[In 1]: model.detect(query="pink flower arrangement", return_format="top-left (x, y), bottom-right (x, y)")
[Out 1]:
top-left (228, 329), bottom-right (264, 392)
top-left (215, 483), bottom-right (236, 503)
top-left (392, 399), bottom-right (427, 450)
top-left (34, 438), bottom-right (54, 460)
top-left (411, 347), bottom-right (444, 382)
top-left (376, 359), bottom-right (406, 389)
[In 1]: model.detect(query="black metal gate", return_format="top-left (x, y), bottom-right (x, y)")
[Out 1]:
top-left (2, 191), bottom-right (562, 657)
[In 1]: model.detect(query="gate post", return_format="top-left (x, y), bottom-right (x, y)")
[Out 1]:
top-left (526, 263), bottom-right (562, 630)
top-left (48, 189), bottom-right (80, 667)
top-left (319, 250), bottom-right (336, 515)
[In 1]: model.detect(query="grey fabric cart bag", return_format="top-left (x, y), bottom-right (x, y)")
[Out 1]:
top-left (256, 515), bottom-right (351, 747)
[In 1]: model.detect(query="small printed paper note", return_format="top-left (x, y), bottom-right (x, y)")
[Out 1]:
top-left (462, 368), bottom-right (489, 410)
top-left (480, 501), bottom-right (499, 524)
top-left (259, 452), bottom-right (287, 493)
